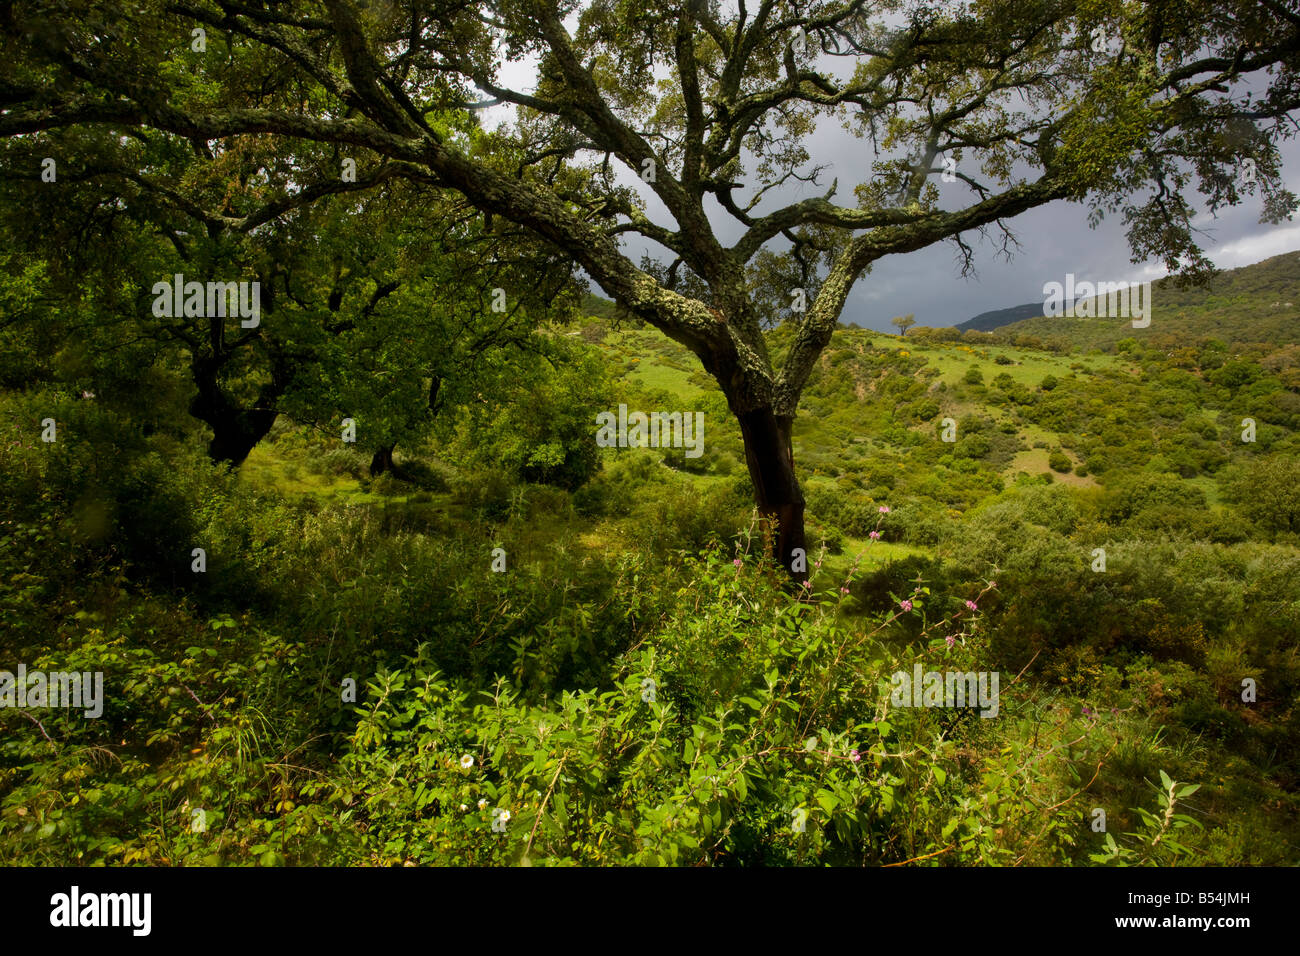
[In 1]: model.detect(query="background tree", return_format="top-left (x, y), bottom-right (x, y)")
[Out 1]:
top-left (892, 314), bottom-right (917, 338)
top-left (0, 116), bottom-right (582, 468)
top-left (5, 0), bottom-right (1299, 575)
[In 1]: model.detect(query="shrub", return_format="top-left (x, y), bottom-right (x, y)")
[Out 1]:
top-left (1225, 457), bottom-right (1300, 536)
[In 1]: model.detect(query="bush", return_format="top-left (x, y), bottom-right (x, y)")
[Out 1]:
top-left (1101, 473), bottom-right (1207, 526)
top-left (455, 469), bottom-right (516, 520)
top-left (1226, 457), bottom-right (1300, 537)
top-left (315, 447), bottom-right (368, 479)
top-left (1048, 449), bottom-right (1072, 472)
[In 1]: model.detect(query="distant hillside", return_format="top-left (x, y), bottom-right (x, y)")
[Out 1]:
top-left (582, 294), bottom-right (618, 320)
top-left (992, 250), bottom-right (1300, 349)
top-left (955, 301), bottom-right (1049, 332)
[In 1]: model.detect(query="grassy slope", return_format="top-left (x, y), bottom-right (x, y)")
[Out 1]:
top-left (993, 249), bottom-right (1300, 349)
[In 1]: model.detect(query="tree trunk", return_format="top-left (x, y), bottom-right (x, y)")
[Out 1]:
top-left (188, 366), bottom-right (279, 467)
top-left (188, 328), bottom-right (289, 467)
top-left (735, 406), bottom-right (808, 580)
top-left (369, 441), bottom-right (417, 482)
top-left (202, 409), bottom-right (277, 466)
top-left (369, 442), bottom-right (397, 477)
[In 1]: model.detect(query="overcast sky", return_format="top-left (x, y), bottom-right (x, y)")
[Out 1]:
top-left (787, 135), bottom-right (1300, 332)
top-left (489, 19), bottom-right (1300, 333)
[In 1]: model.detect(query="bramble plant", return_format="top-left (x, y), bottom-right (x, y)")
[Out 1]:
top-left (1089, 771), bottom-right (1204, 866)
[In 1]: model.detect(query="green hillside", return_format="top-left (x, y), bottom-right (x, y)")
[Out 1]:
top-left (987, 250), bottom-right (1300, 351)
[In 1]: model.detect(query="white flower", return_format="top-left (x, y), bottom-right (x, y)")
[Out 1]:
top-left (460, 754), bottom-right (474, 769)
top-left (477, 798), bottom-right (487, 810)
top-left (499, 810), bottom-right (511, 824)
top-left (459, 804), bottom-right (467, 812)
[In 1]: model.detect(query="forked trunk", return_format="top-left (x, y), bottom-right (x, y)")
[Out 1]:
top-left (189, 381), bottom-right (277, 467)
top-left (736, 406), bottom-right (808, 580)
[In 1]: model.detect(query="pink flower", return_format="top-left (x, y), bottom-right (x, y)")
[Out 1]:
top-left (849, 749), bottom-right (861, 763)
top-left (899, 599), bottom-right (913, 612)
top-left (988, 580), bottom-right (997, 588)
top-left (878, 506), bottom-right (890, 514)
top-left (801, 580), bottom-right (811, 589)
top-left (945, 635), bottom-right (956, 649)
top-left (840, 587), bottom-right (850, 595)
top-left (733, 558), bottom-right (742, 568)
top-left (869, 531), bottom-right (881, 540)
top-left (965, 600), bottom-right (978, 611)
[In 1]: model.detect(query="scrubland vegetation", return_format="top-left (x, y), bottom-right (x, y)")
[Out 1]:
top-left (4, 258), bottom-right (1298, 865)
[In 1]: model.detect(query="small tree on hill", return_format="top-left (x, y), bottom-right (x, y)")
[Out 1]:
top-left (891, 314), bottom-right (918, 338)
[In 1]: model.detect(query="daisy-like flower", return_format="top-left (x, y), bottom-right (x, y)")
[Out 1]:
top-left (459, 804), bottom-right (468, 812)
top-left (460, 754), bottom-right (474, 769)
top-left (477, 798), bottom-right (487, 810)
top-left (498, 809), bottom-right (512, 824)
